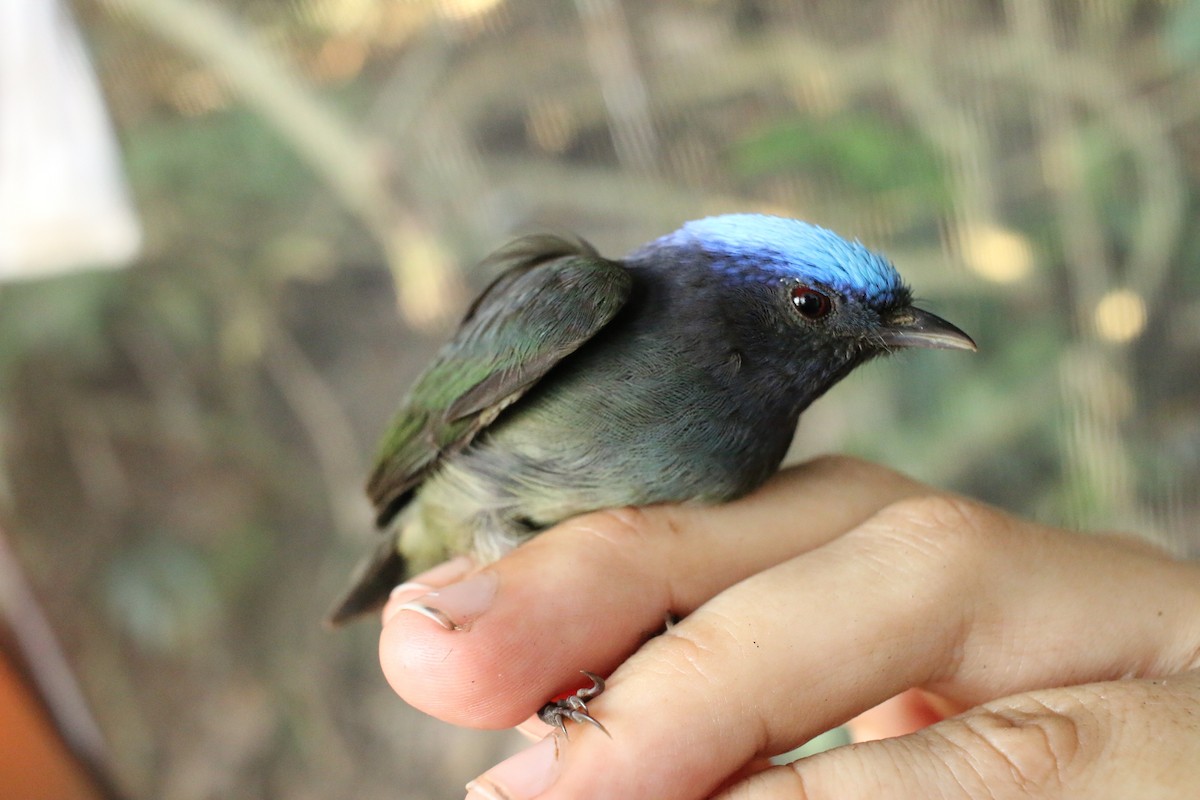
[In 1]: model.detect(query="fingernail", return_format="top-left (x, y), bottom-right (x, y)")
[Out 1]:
top-left (465, 735), bottom-right (559, 800)
top-left (382, 583), bottom-right (433, 625)
top-left (398, 570), bottom-right (498, 631)
top-left (381, 557), bottom-right (474, 625)
top-left (408, 555), bottom-right (475, 587)
top-left (389, 581), bottom-right (434, 604)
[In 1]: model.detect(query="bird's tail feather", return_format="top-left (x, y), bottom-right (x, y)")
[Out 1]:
top-left (324, 534), bottom-right (408, 627)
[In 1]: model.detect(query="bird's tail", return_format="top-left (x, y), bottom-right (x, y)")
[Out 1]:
top-left (324, 533), bottom-right (408, 627)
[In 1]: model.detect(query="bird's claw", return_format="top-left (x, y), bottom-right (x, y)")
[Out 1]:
top-left (537, 671), bottom-right (611, 740)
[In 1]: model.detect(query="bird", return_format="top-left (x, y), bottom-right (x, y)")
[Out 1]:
top-left (327, 213), bottom-right (975, 732)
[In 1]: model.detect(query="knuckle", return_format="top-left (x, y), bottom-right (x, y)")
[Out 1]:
top-left (557, 506), bottom-right (676, 577)
top-left (880, 492), bottom-right (1001, 539)
top-left (638, 615), bottom-right (775, 755)
top-left (797, 453), bottom-right (895, 487)
top-left (647, 627), bottom-right (720, 684)
top-left (803, 452), bottom-right (870, 475)
top-left (935, 701), bottom-right (1086, 795)
top-left (569, 504), bottom-right (687, 552)
top-left (845, 494), bottom-right (1013, 679)
top-left (865, 493), bottom-right (1008, 572)
top-left (792, 453), bottom-right (922, 498)
top-left (632, 633), bottom-right (727, 714)
top-left (559, 505), bottom-right (688, 610)
top-left (650, 611), bottom-right (740, 683)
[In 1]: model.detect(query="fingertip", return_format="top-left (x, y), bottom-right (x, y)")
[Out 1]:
top-left (377, 564), bottom-right (521, 727)
top-left (379, 607), bottom-right (532, 728)
top-left (846, 689), bottom-right (959, 742)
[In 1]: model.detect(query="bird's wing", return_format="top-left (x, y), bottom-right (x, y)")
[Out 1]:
top-left (366, 235), bottom-right (634, 526)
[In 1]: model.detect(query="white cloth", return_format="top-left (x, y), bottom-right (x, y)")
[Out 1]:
top-left (0, 0), bottom-right (140, 279)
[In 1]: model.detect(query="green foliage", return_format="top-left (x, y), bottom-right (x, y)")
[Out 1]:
top-left (104, 536), bottom-right (221, 655)
top-left (124, 109), bottom-right (321, 242)
top-left (1166, 0), bottom-right (1200, 64)
top-left (731, 112), bottom-right (950, 208)
top-left (841, 302), bottom-right (1067, 512)
top-left (771, 725), bottom-right (852, 763)
top-left (1078, 123), bottom-right (1140, 251)
top-left (0, 272), bottom-right (124, 360)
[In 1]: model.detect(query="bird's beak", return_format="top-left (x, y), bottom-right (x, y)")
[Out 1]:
top-left (879, 306), bottom-right (977, 352)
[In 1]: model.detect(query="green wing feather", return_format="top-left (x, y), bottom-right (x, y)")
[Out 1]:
top-left (365, 235), bottom-right (633, 527)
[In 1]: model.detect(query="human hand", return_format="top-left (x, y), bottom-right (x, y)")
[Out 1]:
top-left (378, 456), bottom-right (1200, 799)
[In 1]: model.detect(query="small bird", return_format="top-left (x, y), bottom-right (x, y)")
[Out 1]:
top-left (329, 214), bottom-right (974, 731)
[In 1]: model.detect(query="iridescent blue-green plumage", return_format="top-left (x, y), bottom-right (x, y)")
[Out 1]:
top-left (328, 215), bottom-right (974, 623)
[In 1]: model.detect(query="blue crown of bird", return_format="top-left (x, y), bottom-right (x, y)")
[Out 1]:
top-left (328, 213), bottom-right (975, 629)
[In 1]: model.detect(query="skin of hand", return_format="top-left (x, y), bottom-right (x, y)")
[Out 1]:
top-left (377, 456), bottom-right (1200, 800)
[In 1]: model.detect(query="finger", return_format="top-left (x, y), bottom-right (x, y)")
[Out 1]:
top-left (473, 495), bottom-right (1200, 799)
top-left (718, 669), bottom-right (1200, 799)
top-left (846, 688), bottom-right (961, 741)
top-left (380, 456), bottom-right (924, 727)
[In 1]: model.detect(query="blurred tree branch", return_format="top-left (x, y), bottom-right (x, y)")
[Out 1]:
top-left (574, 0), bottom-right (659, 174)
top-left (261, 324), bottom-right (367, 540)
top-left (99, 0), bottom-right (463, 327)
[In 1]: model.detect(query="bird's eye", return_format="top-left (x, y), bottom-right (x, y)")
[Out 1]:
top-left (790, 286), bottom-right (832, 320)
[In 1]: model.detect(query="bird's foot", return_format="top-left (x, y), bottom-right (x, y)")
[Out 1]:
top-left (537, 671), bottom-right (611, 740)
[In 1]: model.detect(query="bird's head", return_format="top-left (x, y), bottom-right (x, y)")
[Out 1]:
top-left (639, 214), bottom-right (975, 394)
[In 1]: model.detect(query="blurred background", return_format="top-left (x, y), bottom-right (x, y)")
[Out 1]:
top-left (1, 0), bottom-right (1198, 797)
